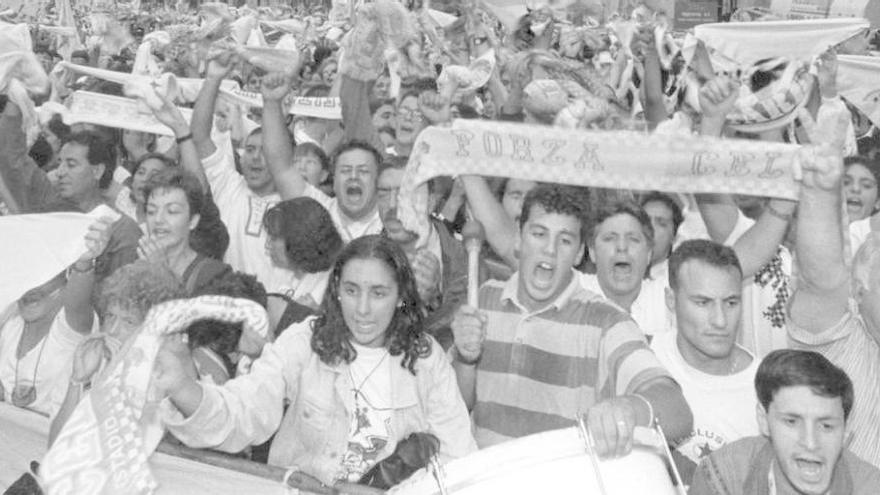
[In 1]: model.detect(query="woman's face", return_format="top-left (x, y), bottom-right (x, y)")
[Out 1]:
top-left (122, 130), bottom-right (154, 159)
top-left (294, 151), bottom-right (328, 187)
top-left (372, 75), bottom-right (391, 99)
top-left (372, 103), bottom-right (396, 130)
top-left (395, 95), bottom-right (425, 147)
top-left (339, 257), bottom-right (400, 348)
top-left (844, 162), bottom-right (879, 222)
top-left (146, 187), bottom-right (197, 249)
top-left (265, 235), bottom-right (290, 270)
top-left (18, 277), bottom-right (65, 323)
top-left (246, 74), bottom-right (263, 93)
top-left (132, 158), bottom-right (169, 206)
top-left (321, 62), bottom-right (338, 85)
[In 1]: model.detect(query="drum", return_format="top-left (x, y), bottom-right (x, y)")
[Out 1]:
top-left (389, 426), bottom-right (682, 495)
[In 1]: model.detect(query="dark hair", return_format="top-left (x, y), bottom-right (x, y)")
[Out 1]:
top-left (187, 271), bottom-right (268, 372)
top-left (47, 114), bottom-right (71, 143)
top-left (302, 84), bottom-right (331, 98)
top-left (132, 152), bottom-right (176, 177)
top-left (311, 235), bottom-right (431, 374)
top-left (756, 349), bottom-right (854, 421)
top-left (62, 131), bottom-right (117, 189)
top-left (264, 197), bottom-right (343, 273)
top-left (143, 168), bottom-right (204, 219)
top-left (668, 239), bottom-right (743, 290)
top-left (641, 192), bottom-right (684, 236)
top-left (844, 155), bottom-right (880, 186)
top-left (331, 140), bottom-right (382, 172)
top-left (370, 98), bottom-right (396, 115)
top-left (520, 185), bottom-right (590, 243)
top-left (294, 142), bottom-right (330, 174)
top-left (588, 200), bottom-right (655, 247)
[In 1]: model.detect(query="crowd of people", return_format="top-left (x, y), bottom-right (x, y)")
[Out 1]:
top-left (2, 0), bottom-right (880, 493)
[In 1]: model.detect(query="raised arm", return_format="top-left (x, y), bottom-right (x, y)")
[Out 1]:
top-left (0, 100), bottom-right (58, 212)
top-left (260, 73), bottom-right (306, 200)
top-left (148, 92), bottom-right (209, 192)
top-left (460, 175), bottom-right (518, 268)
top-left (789, 148), bottom-right (850, 334)
top-left (192, 55), bottom-right (235, 160)
top-left (64, 216), bottom-right (113, 334)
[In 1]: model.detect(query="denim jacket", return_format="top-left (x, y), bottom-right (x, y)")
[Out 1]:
top-left (164, 318), bottom-right (477, 484)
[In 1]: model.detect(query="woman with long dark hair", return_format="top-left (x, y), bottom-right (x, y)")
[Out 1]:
top-left (157, 235), bottom-right (476, 486)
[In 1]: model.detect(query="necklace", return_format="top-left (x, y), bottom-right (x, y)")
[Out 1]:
top-left (12, 332), bottom-right (49, 408)
top-left (348, 350), bottom-right (389, 411)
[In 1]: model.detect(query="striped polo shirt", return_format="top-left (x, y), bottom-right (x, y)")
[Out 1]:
top-left (473, 271), bottom-right (673, 448)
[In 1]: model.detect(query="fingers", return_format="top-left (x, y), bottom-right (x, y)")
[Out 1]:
top-left (452, 305), bottom-right (487, 359)
top-left (586, 399), bottom-right (637, 458)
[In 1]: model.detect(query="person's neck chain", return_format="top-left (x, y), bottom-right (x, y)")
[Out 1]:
top-left (349, 350), bottom-right (389, 409)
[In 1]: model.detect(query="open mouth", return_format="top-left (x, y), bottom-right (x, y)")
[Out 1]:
top-left (345, 184), bottom-right (363, 202)
top-left (794, 458), bottom-right (824, 482)
top-left (611, 261), bottom-right (633, 278)
top-left (533, 261), bottom-right (556, 288)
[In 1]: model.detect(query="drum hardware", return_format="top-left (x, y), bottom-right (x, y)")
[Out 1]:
top-left (653, 421), bottom-right (687, 495)
top-left (428, 453), bottom-right (449, 495)
top-left (576, 414), bottom-right (609, 495)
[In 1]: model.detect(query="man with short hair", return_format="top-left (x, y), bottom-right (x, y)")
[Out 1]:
top-left (690, 350), bottom-right (880, 494)
top-left (788, 148), bottom-right (880, 468)
top-left (260, 73), bottom-right (383, 243)
top-left (652, 239), bottom-right (759, 480)
top-left (451, 185), bottom-right (692, 453)
top-left (0, 100), bottom-right (139, 281)
top-left (641, 191), bottom-right (685, 279)
top-left (579, 200), bottom-right (670, 338)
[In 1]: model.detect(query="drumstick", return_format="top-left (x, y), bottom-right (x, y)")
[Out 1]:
top-left (577, 415), bottom-right (609, 495)
top-left (462, 220), bottom-right (485, 308)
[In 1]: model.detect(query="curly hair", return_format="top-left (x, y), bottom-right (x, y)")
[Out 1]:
top-left (310, 235), bottom-right (431, 375)
top-left (263, 197), bottom-right (343, 273)
top-left (143, 167), bottom-right (205, 219)
top-left (97, 260), bottom-right (184, 319)
top-left (520, 184), bottom-right (591, 243)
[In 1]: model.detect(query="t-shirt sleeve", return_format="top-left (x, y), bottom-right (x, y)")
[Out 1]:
top-left (849, 218), bottom-right (871, 255)
top-left (201, 133), bottom-right (247, 204)
top-left (301, 182), bottom-right (334, 211)
top-left (788, 300), bottom-right (858, 348)
top-left (601, 319), bottom-right (672, 398)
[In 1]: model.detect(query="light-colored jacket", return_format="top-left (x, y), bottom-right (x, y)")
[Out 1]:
top-left (163, 318), bottom-right (477, 484)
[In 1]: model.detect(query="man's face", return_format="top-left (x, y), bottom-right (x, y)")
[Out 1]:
top-left (395, 95), bottom-right (426, 146)
top-left (516, 205), bottom-right (584, 310)
top-left (376, 167), bottom-right (417, 245)
top-left (589, 213), bottom-right (652, 299)
top-left (334, 149), bottom-right (378, 221)
top-left (669, 260), bottom-right (742, 364)
top-left (502, 179), bottom-right (537, 223)
top-left (372, 103), bottom-right (396, 130)
top-left (643, 199), bottom-right (676, 265)
top-left (759, 386), bottom-right (847, 495)
top-left (241, 133), bottom-right (272, 192)
top-left (56, 142), bottom-right (102, 203)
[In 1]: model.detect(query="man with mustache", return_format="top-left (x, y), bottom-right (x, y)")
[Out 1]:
top-left (260, 73), bottom-right (383, 244)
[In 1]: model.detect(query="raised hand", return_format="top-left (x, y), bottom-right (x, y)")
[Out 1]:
top-left (451, 305), bottom-right (487, 363)
top-left (408, 249), bottom-right (442, 306)
top-left (261, 72), bottom-right (291, 102)
top-left (137, 234), bottom-right (170, 266)
top-left (418, 90), bottom-right (452, 125)
top-left (794, 145), bottom-right (843, 193)
top-left (78, 216), bottom-right (114, 264)
top-left (71, 336), bottom-right (113, 384)
top-left (698, 75), bottom-right (740, 121)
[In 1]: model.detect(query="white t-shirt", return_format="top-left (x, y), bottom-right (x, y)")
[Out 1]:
top-left (267, 268), bottom-right (331, 306)
top-left (0, 308), bottom-right (94, 417)
top-left (302, 183), bottom-right (383, 244)
top-left (202, 134), bottom-right (285, 290)
top-left (579, 271), bottom-right (671, 338)
top-left (650, 331), bottom-right (759, 466)
top-left (850, 217), bottom-right (871, 256)
top-left (341, 343), bottom-right (393, 482)
top-left (724, 211), bottom-right (792, 358)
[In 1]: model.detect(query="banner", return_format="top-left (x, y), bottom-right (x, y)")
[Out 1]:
top-left (398, 119), bottom-right (806, 247)
top-left (694, 18), bottom-right (869, 68)
top-left (62, 91), bottom-right (193, 136)
top-left (41, 296), bottom-right (270, 495)
top-left (837, 54), bottom-right (880, 127)
top-left (220, 86), bottom-right (343, 119)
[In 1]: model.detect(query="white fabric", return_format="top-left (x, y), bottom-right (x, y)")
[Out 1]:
top-left (578, 272), bottom-right (672, 338)
top-left (0, 308), bottom-right (95, 417)
top-left (62, 91), bottom-right (193, 136)
top-left (723, 210), bottom-right (792, 358)
top-left (0, 205), bottom-right (119, 313)
top-left (268, 269), bottom-right (331, 306)
top-left (341, 343), bottom-right (393, 482)
top-left (694, 18), bottom-right (869, 69)
top-left (650, 331), bottom-right (759, 466)
top-left (201, 134), bottom-right (285, 290)
top-left (850, 217), bottom-right (872, 254)
top-left (838, 55), bottom-right (880, 128)
top-left (302, 183), bottom-right (383, 244)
